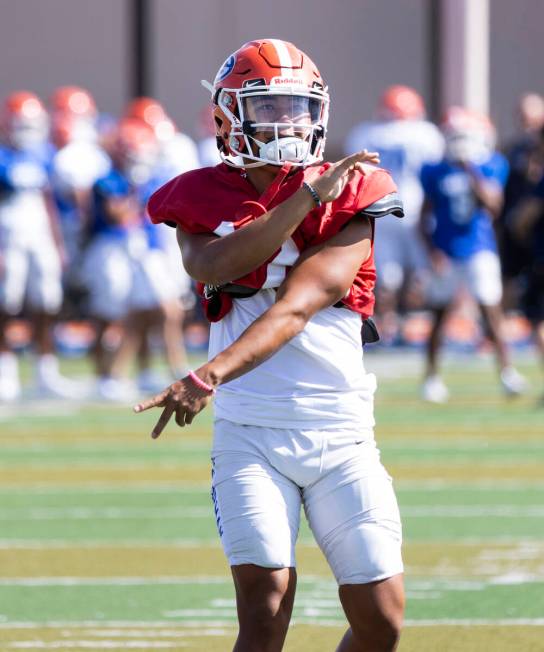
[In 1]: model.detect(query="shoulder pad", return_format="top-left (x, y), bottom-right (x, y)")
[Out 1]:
top-left (358, 192), bottom-right (404, 218)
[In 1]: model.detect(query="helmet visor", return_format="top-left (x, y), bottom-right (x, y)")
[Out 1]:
top-left (242, 94), bottom-right (323, 131)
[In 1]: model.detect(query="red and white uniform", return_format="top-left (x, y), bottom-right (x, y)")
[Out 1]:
top-left (150, 37), bottom-right (403, 584)
top-left (149, 161), bottom-right (403, 583)
top-left (150, 162), bottom-right (395, 430)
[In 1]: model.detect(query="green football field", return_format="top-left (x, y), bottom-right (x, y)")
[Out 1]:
top-left (1, 351), bottom-right (543, 651)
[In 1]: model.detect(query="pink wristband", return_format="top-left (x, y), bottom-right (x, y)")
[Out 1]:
top-left (187, 370), bottom-right (215, 394)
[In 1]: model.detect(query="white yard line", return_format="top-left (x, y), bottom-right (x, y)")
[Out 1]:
top-left (0, 507), bottom-right (213, 519)
top-left (0, 539), bottom-right (224, 549)
top-left (0, 484), bottom-right (210, 493)
top-left (2, 618), bottom-right (544, 630)
top-left (0, 576), bottom-right (233, 586)
top-left (2, 535), bottom-right (544, 549)
top-left (3, 505), bottom-right (544, 520)
top-left (1, 574), bottom-right (543, 588)
top-left (7, 643), bottom-right (183, 649)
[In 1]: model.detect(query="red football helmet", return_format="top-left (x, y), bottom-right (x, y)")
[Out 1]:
top-left (124, 97), bottom-right (177, 142)
top-left (378, 85), bottom-right (425, 121)
top-left (441, 106), bottom-right (496, 164)
top-left (125, 97), bottom-right (166, 125)
top-left (1, 91), bottom-right (49, 150)
top-left (50, 86), bottom-right (97, 118)
top-left (202, 39), bottom-right (330, 167)
top-left (111, 117), bottom-right (159, 184)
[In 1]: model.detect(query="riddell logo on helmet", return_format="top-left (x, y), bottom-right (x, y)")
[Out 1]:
top-left (271, 77), bottom-right (304, 86)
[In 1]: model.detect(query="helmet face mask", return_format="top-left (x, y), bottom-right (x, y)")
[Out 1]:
top-left (1, 92), bottom-right (49, 151)
top-left (203, 40), bottom-right (330, 168)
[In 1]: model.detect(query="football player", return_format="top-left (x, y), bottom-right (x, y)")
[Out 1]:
top-left (49, 86), bottom-right (111, 276)
top-left (81, 118), bottom-right (187, 400)
top-left (419, 107), bottom-right (526, 403)
top-left (344, 85), bottom-right (444, 343)
top-left (136, 40), bottom-right (406, 651)
top-left (124, 96), bottom-right (200, 180)
top-left (508, 124), bottom-right (544, 403)
top-left (0, 91), bottom-right (83, 401)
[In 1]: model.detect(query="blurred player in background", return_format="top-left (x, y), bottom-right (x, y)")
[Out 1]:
top-left (49, 86), bottom-right (111, 290)
top-left (81, 118), bottom-right (187, 400)
top-left (0, 91), bottom-right (81, 401)
top-left (508, 124), bottom-right (544, 403)
top-left (344, 85), bottom-right (444, 343)
top-left (124, 96), bottom-right (197, 321)
top-left (137, 39), bottom-right (405, 651)
top-left (498, 92), bottom-right (544, 310)
top-left (124, 96), bottom-right (200, 181)
top-left (419, 107), bottom-right (526, 403)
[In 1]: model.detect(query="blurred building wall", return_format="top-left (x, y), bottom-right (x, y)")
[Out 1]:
top-left (1, 0), bottom-right (543, 151)
top-left (490, 0), bottom-right (544, 143)
top-left (153, 0), bottom-right (427, 157)
top-left (0, 0), bottom-right (128, 119)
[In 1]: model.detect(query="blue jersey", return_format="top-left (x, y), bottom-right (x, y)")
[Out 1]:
top-left (90, 168), bottom-right (134, 239)
top-left (0, 145), bottom-right (51, 198)
top-left (421, 153), bottom-right (509, 259)
top-left (90, 168), bottom-right (163, 248)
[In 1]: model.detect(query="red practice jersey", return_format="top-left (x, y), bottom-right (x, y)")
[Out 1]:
top-left (148, 162), bottom-right (398, 321)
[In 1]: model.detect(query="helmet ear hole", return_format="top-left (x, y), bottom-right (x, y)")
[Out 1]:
top-left (215, 135), bottom-right (227, 153)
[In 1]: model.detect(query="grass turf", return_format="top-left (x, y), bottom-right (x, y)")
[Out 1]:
top-left (0, 350), bottom-right (543, 651)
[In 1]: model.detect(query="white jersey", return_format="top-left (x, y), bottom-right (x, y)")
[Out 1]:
top-left (345, 119), bottom-right (444, 225)
top-left (209, 290), bottom-right (377, 430)
top-left (159, 132), bottom-right (201, 178)
top-left (51, 141), bottom-right (111, 192)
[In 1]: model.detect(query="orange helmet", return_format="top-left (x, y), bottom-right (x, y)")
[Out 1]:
top-left (379, 85), bottom-right (425, 121)
top-left (441, 106), bottom-right (496, 163)
top-left (50, 86), bottom-right (96, 119)
top-left (1, 91), bottom-right (49, 149)
top-left (124, 97), bottom-right (177, 142)
top-left (202, 39), bottom-right (330, 167)
top-left (125, 97), bottom-right (167, 125)
top-left (111, 118), bottom-right (158, 183)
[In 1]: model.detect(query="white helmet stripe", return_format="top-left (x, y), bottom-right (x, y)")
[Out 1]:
top-left (268, 39), bottom-right (293, 75)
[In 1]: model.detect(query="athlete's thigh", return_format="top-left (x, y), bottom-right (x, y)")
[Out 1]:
top-left (466, 250), bottom-right (503, 306)
top-left (130, 249), bottom-right (179, 311)
top-left (0, 245), bottom-right (28, 315)
top-left (304, 437), bottom-right (403, 585)
top-left (424, 260), bottom-right (459, 307)
top-left (82, 238), bottom-right (132, 320)
top-left (27, 239), bottom-right (63, 313)
top-left (211, 421), bottom-right (302, 569)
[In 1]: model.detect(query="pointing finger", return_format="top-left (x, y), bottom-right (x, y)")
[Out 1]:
top-left (133, 391), bottom-right (168, 413)
top-left (151, 404), bottom-right (175, 439)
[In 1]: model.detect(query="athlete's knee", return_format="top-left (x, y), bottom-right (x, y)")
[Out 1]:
top-left (241, 592), bottom-right (291, 634)
top-left (340, 576), bottom-right (404, 651)
top-left (234, 566), bottom-right (295, 639)
top-left (351, 609), bottom-right (403, 651)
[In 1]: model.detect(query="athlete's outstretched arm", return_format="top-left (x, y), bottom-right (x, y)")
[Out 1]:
top-left (178, 150), bottom-right (378, 286)
top-left (135, 217), bottom-right (372, 437)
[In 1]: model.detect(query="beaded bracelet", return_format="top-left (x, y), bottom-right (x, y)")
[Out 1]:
top-left (302, 181), bottom-right (323, 208)
top-left (187, 370), bottom-right (215, 394)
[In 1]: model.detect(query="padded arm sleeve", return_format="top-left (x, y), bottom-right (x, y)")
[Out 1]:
top-left (357, 192), bottom-right (404, 219)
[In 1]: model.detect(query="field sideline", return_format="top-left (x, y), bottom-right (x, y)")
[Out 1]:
top-left (1, 350), bottom-right (543, 651)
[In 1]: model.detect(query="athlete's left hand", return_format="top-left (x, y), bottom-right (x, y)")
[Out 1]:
top-left (133, 376), bottom-right (213, 439)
